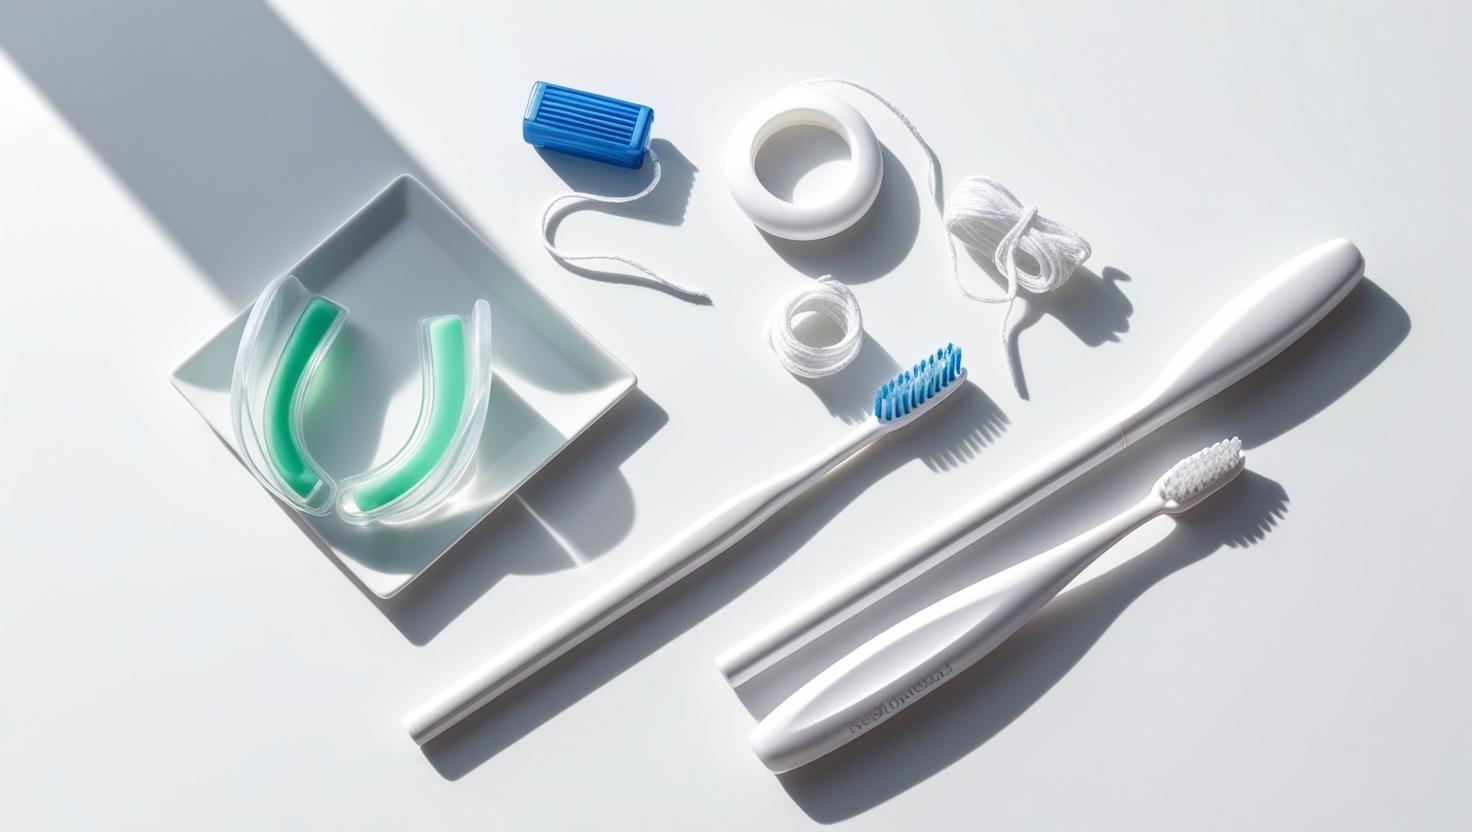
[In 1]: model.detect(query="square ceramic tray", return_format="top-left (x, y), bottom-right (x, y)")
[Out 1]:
top-left (172, 175), bottom-right (636, 598)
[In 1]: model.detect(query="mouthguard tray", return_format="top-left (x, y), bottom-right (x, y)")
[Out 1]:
top-left (172, 175), bottom-right (636, 598)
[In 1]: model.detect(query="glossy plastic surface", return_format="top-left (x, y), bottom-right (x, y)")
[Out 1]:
top-left (751, 443), bottom-right (1245, 772)
top-left (717, 240), bottom-right (1364, 687)
top-left (230, 274), bottom-right (346, 515)
top-left (174, 175), bottom-right (636, 598)
top-left (337, 300), bottom-right (493, 525)
top-left (404, 365), bottom-right (970, 745)
top-left (523, 81), bottom-right (653, 169)
top-left (726, 86), bottom-right (883, 240)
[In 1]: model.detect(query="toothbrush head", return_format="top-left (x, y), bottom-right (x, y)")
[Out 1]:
top-left (873, 344), bottom-right (966, 425)
top-left (1155, 437), bottom-right (1245, 513)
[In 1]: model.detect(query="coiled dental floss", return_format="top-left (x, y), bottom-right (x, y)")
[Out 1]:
top-left (783, 79), bottom-right (1093, 390)
top-left (942, 177), bottom-right (1091, 387)
top-left (768, 277), bottom-right (864, 378)
top-left (539, 147), bottom-right (710, 301)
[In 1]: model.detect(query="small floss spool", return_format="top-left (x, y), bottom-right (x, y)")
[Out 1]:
top-left (726, 85), bottom-right (884, 241)
top-left (733, 79), bottom-right (1092, 391)
top-left (768, 278), bottom-right (864, 378)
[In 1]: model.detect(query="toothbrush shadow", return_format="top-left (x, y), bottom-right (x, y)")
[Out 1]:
top-left (418, 382), bottom-right (1009, 779)
top-left (538, 140), bottom-right (709, 303)
top-left (778, 471), bottom-right (1289, 822)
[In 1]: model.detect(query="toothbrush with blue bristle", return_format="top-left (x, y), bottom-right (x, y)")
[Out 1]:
top-left (405, 344), bottom-right (968, 744)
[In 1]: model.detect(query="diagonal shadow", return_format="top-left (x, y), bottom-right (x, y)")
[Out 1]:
top-left (0, 0), bottom-right (454, 306)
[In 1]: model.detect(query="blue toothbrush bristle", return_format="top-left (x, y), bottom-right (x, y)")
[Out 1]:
top-left (873, 344), bottom-right (964, 422)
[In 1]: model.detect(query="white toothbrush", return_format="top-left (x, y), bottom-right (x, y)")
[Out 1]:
top-left (717, 239), bottom-right (1363, 686)
top-left (404, 345), bottom-right (968, 744)
top-left (750, 437), bottom-right (1245, 772)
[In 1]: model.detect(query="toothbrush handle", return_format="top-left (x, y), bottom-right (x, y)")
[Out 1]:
top-left (403, 421), bottom-right (884, 745)
top-left (718, 239), bottom-right (1365, 687)
top-left (1120, 238), bottom-right (1365, 441)
top-left (717, 418), bottom-right (1130, 685)
top-left (750, 496), bottom-right (1160, 773)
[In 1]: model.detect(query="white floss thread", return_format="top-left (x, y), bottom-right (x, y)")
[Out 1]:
top-left (943, 177), bottom-right (1091, 386)
top-left (539, 147), bottom-right (709, 301)
top-left (797, 79), bottom-right (1091, 392)
top-left (768, 277), bottom-right (864, 379)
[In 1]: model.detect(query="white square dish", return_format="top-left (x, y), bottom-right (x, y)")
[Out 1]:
top-left (172, 175), bottom-right (636, 598)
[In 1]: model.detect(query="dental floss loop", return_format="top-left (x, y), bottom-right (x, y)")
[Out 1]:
top-left (793, 79), bottom-right (1092, 391)
top-left (539, 147), bottom-right (710, 301)
top-left (769, 277), bottom-right (864, 378)
top-left (942, 177), bottom-right (1092, 387)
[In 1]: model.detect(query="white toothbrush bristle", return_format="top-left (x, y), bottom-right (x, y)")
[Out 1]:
top-left (1158, 437), bottom-right (1244, 503)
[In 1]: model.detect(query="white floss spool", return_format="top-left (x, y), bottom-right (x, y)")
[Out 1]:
top-left (728, 78), bottom-right (1092, 391)
top-left (725, 86), bottom-right (884, 242)
top-left (728, 82), bottom-right (885, 378)
top-left (768, 277), bottom-right (864, 379)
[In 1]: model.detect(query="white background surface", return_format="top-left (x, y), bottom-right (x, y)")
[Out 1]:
top-left (1, 1), bottom-right (1467, 829)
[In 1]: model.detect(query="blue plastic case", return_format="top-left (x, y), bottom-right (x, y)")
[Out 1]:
top-left (522, 81), bottom-right (654, 169)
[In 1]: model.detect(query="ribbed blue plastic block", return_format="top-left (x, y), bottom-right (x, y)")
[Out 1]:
top-left (523, 81), bottom-right (654, 169)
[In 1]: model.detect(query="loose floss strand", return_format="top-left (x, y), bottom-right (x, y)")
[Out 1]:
top-left (943, 177), bottom-right (1092, 389)
top-left (539, 148), bottom-right (710, 301)
top-left (797, 80), bottom-right (1091, 393)
top-left (797, 78), bottom-right (945, 214)
top-left (768, 277), bottom-right (864, 379)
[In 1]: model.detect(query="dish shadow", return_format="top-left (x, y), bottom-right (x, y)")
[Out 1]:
top-left (373, 389), bottom-right (669, 644)
top-left (0, 0), bottom-right (469, 308)
top-left (759, 145), bottom-right (922, 284)
top-left (778, 470), bottom-right (1290, 822)
top-left (419, 381), bottom-right (1009, 779)
top-left (537, 139), bottom-right (708, 303)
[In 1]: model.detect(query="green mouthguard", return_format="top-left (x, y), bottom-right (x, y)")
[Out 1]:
top-left (263, 297), bottom-right (344, 498)
top-left (351, 316), bottom-right (468, 511)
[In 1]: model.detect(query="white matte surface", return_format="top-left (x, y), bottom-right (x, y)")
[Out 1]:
top-left (1, 1), bottom-right (1467, 830)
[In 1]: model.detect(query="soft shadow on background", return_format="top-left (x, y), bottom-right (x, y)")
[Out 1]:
top-left (759, 145), bottom-right (922, 284)
top-left (0, 0), bottom-right (687, 642)
top-left (0, 0), bottom-right (459, 307)
top-left (420, 380), bottom-right (1009, 779)
top-left (376, 390), bottom-right (669, 644)
top-left (781, 470), bottom-right (1290, 822)
top-left (746, 277), bottom-right (1409, 820)
top-left (3, 1), bottom-right (1416, 800)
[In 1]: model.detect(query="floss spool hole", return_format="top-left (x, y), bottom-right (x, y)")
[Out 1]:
top-left (768, 278), bottom-right (864, 379)
top-left (726, 87), bottom-right (883, 241)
